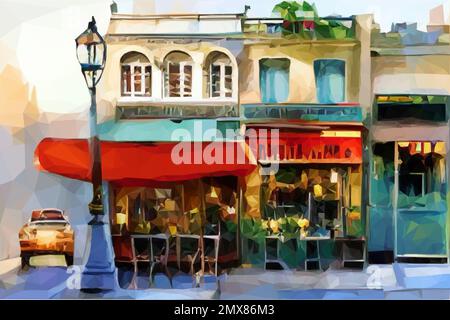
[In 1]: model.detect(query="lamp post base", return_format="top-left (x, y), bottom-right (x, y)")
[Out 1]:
top-left (80, 217), bottom-right (116, 291)
top-left (80, 269), bottom-right (116, 292)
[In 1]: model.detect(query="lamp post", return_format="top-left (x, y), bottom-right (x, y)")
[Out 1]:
top-left (75, 17), bottom-right (116, 292)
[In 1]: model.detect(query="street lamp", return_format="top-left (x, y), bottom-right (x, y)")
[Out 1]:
top-left (75, 16), bottom-right (116, 292)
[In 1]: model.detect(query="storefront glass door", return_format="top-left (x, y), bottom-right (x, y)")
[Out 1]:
top-left (370, 141), bottom-right (448, 259)
top-left (394, 141), bottom-right (447, 258)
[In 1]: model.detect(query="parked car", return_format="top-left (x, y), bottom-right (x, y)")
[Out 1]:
top-left (19, 208), bottom-right (74, 268)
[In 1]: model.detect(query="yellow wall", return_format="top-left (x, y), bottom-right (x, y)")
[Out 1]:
top-left (239, 41), bottom-right (362, 104)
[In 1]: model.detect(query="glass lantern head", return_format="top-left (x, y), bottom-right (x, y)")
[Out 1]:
top-left (75, 17), bottom-right (106, 89)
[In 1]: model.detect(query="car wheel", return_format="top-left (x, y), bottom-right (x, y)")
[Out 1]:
top-left (21, 256), bottom-right (30, 269)
top-left (65, 254), bottom-right (73, 266)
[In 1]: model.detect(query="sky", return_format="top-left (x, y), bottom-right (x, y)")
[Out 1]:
top-left (0, 0), bottom-right (111, 114)
top-left (116, 0), bottom-right (448, 32)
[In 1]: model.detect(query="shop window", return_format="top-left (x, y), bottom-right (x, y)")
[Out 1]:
top-left (111, 177), bottom-right (239, 267)
top-left (314, 59), bottom-right (345, 104)
top-left (120, 51), bottom-right (151, 97)
top-left (204, 51), bottom-right (234, 98)
top-left (376, 95), bottom-right (447, 122)
top-left (371, 141), bottom-right (447, 211)
top-left (259, 164), bottom-right (361, 239)
top-left (259, 58), bottom-right (290, 103)
top-left (164, 51), bottom-right (193, 98)
top-left (397, 141), bottom-right (447, 210)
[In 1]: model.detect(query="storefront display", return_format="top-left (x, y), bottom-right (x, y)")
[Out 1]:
top-left (110, 176), bottom-right (240, 272)
top-left (240, 128), bottom-right (364, 268)
top-left (35, 138), bottom-right (255, 278)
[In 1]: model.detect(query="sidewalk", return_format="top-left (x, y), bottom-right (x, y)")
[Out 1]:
top-left (218, 264), bottom-right (450, 299)
top-left (2, 258), bottom-right (450, 299)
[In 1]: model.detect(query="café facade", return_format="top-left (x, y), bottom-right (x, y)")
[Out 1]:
top-left (35, 7), bottom-right (450, 286)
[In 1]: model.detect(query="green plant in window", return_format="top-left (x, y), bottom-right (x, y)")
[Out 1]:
top-left (279, 216), bottom-right (304, 242)
top-left (243, 215), bottom-right (315, 243)
top-left (275, 167), bottom-right (299, 184)
top-left (134, 221), bottom-right (151, 234)
top-left (428, 95), bottom-right (447, 104)
top-left (412, 96), bottom-right (424, 104)
top-left (241, 218), bottom-right (268, 242)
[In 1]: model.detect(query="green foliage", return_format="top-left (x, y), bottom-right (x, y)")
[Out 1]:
top-left (428, 95), bottom-right (447, 104)
top-left (397, 191), bottom-right (447, 212)
top-left (224, 219), bottom-right (237, 233)
top-left (275, 167), bottom-right (299, 184)
top-left (272, 1), bottom-right (318, 21)
top-left (277, 216), bottom-right (301, 242)
top-left (241, 218), bottom-right (267, 242)
top-left (347, 219), bottom-right (363, 237)
top-left (241, 215), bottom-right (312, 243)
top-left (272, 0), bottom-right (354, 39)
top-left (273, 1), bottom-right (301, 22)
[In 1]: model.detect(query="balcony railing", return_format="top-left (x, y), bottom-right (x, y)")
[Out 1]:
top-left (115, 101), bottom-right (363, 122)
top-left (243, 17), bottom-right (356, 40)
top-left (116, 101), bottom-right (239, 120)
top-left (241, 103), bottom-right (363, 123)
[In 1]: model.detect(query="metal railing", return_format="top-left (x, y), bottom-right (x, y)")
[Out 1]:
top-left (243, 17), bottom-right (356, 40)
top-left (241, 103), bottom-right (363, 122)
top-left (117, 103), bottom-right (239, 120)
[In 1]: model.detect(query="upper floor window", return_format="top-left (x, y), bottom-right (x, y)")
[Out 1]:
top-left (259, 58), bottom-right (290, 103)
top-left (314, 59), bottom-right (345, 104)
top-left (164, 51), bottom-right (193, 98)
top-left (376, 95), bottom-right (448, 122)
top-left (121, 52), bottom-right (151, 97)
top-left (204, 52), bottom-right (233, 98)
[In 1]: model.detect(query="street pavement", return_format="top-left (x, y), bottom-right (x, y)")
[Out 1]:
top-left (2, 258), bottom-right (450, 299)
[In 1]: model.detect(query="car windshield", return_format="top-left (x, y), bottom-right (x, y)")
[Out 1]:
top-left (31, 210), bottom-right (65, 222)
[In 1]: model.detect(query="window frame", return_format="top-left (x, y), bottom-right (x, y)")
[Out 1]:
top-left (121, 61), bottom-right (152, 97)
top-left (165, 60), bottom-right (193, 98)
top-left (258, 57), bottom-right (291, 104)
top-left (209, 61), bottom-right (233, 98)
top-left (375, 94), bottom-right (448, 123)
top-left (313, 58), bottom-right (347, 104)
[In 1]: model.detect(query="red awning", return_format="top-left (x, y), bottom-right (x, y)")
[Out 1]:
top-left (35, 138), bottom-right (257, 185)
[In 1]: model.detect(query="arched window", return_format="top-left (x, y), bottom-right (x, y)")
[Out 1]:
top-left (204, 52), bottom-right (233, 98)
top-left (121, 52), bottom-right (151, 97)
top-left (164, 51), bottom-right (193, 98)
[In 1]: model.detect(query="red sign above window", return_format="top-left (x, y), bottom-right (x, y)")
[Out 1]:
top-left (247, 130), bottom-right (362, 164)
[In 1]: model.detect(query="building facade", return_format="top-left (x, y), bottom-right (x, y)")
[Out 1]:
top-left (33, 4), bottom-right (450, 287)
top-left (368, 21), bottom-right (450, 263)
top-left (236, 14), bottom-right (372, 269)
top-left (91, 13), bottom-right (253, 273)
